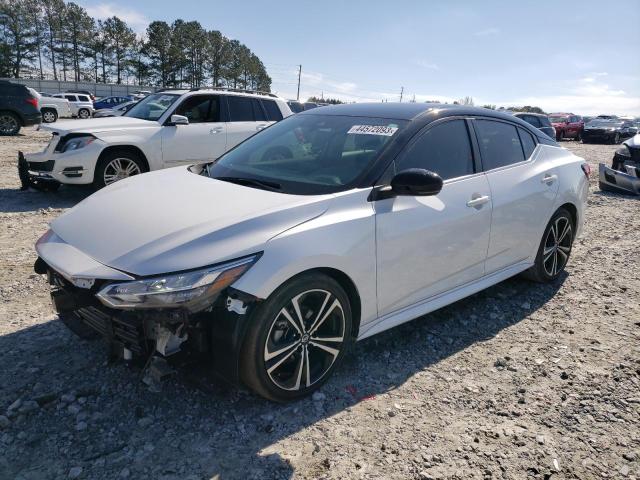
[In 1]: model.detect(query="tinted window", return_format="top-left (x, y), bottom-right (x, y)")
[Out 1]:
top-left (78, 95), bottom-right (89, 102)
top-left (252, 99), bottom-right (266, 121)
top-left (396, 120), bottom-right (474, 180)
top-left (521, 115), bottom-right (542, 127)
top-left (539, 116), bottom-right (552, 127)
top-left (228, 96), bottom-right (254, 121)
top-left (262, 100), bottom-right (283, 121)
top-left (475, 120), bottom-right (525, 170)
top-left (64, 95), bottom-right (76, 101)
top-left (175, 95), bottom-right (220, 123)
top-left (518, 128), bottom-right (536, 158)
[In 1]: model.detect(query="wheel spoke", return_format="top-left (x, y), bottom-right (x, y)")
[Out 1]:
top-left (558, 245), bottom-right (571, 253)
top-left (310, 335), bottom-right (344, 343)
top-left (309, 340), bottom-right (340, 359)
top-left (304, 345), bottom-right (311, 388)
top-left (264, 339), bottom-right (299, 361)
top-left (309, 298), bottom-right (342, 336)
top-left (267, 346), bottom-right (299, 375)
top-left (279, 308), bottom-right (303, 336)
top-left (290, 294), bottom-right (307, 333)
top-left (557, 248), bottom-right (568, 263)
top-left (292, 347), bottom-right (305, 390)
top-left (558, 221), bottom-right (571, 243)
top-left (552, 251), bottom-right (558, 275)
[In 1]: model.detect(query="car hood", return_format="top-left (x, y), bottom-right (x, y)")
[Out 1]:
top-left (49, 168), bottom-right (332, 276)
top-left (624, 133), bottom-right (640, 149)
top-left (39, 117), bottom-right (157, 136)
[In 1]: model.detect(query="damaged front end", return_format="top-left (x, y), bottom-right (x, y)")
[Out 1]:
top-left (598, 142), bottom-right (640, 196)
top-left (34, 254), bottom-right (262, 385)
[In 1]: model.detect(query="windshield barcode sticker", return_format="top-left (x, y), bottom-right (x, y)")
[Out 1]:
top-left (347, 125), bottom-right (398, 136)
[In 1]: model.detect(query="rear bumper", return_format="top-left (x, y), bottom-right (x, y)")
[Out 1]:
top-left (22, 112), bottom-right (42, 127)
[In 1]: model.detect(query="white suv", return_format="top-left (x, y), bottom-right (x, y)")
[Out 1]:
top-left (52, 92), bottom-right (94, 119)
top-left (21, 89), bottom-right (292, 189)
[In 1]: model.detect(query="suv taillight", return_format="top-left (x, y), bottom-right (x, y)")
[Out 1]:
top-left (25, 97), bottom-right (38, 108)
top-left (581, 163), bottom-right (591, 178)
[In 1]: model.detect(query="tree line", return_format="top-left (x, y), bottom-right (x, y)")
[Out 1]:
top-left (0, 0), bottom-right (272, 91)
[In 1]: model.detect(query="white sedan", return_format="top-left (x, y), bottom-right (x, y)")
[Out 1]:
top-left (34, 103), bottom-right (589, 401)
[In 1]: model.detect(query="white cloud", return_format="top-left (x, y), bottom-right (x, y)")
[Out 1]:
top-left (85, 3), bottom-right (149, 34)
top-left (414, 60), bottom-right (440, 70)
top-left (474, 27), bottom-right (499, 37)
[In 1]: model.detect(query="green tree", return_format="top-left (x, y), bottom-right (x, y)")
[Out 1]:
top-left (0, 0), bottom-right (38, 77)
top-left (103, 16), bottom-right (135, 84)
top-left (144, 21), bottom-right (172, 86)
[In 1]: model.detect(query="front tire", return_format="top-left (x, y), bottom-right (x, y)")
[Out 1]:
top-left (0, 111), bottom-right (20, 135)
top-left (523, 208), bottom-right (574, 283)
top-left (240, 273), bottom-right (352, 402)
top-left (93, 150), bottom-right (145, 189)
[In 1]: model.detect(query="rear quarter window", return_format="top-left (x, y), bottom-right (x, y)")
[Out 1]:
top-left (518, 128), bottom-right (537, 159)
top-left (78, 95), bottom-right (90, 102)
top-left (262, 100), bottom-right (283, 121)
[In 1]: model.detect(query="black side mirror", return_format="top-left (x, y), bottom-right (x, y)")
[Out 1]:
top-left (390, 168), bottom-right (443, 196)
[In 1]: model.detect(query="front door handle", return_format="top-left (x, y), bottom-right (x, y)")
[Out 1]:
top-left (466, 195), bottom-right (490, 208)
top-left (210, 127), bottom-right (223, 134)
top-left (541, 173), bottom-right (558, 184)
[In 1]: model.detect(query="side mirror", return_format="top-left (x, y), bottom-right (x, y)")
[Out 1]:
top-left (169, 114), bottom-right (189, 125)
top-left (390, 168), bottom-right (443, 196)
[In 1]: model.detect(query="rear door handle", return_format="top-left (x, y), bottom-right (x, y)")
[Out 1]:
top-left (466, 195), bottom-right (490, 208)
top-left (210, 127), bottom-right (223, 134)
top-left (541, 173), bottom-right (558, 184)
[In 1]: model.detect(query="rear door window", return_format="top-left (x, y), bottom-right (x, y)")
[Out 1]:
top-left (475, 119), bottom-right (526, 170)
top-left (262, 100), bottom-right (284, 121)
top-left (227, 96), bottom-right (254, 122)
top-left (64, 95), bottom-right (77, 102)
top-left (396, 119), bottom-right (474, 180)
top-left (251, 99), bottom-right (266, 121)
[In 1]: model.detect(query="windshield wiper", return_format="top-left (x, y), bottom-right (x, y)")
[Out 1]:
top-left (214, 176), bottom-right (282, 192)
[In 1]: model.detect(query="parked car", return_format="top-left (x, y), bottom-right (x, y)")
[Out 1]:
top-left (287, 100), bottom-right (304, 113)
top-left (32, 103), bottom-right (589, 401)
top-left (598, 133), bottom-right (640, 195)
top-left (67, 89), bottom-right (96, 101)
top-left (35, 91), bottom-right (72, 123)
top-left (92, 100), bottom-right (137, 118)
top-left (0, 80), bottom-right (41, 135)
top-left (582, 119), bottom-right (636, 144)
top-left (511, 112), bottom-right (555, 139)
top-left (596, 114), bottom-right (618, 120)
top-left (20, 89), bottom-right (292, 190)
top-left (93, 95), bottom-right (133, 110)
top-left (549, 113), bottom-right (584, 141)
top-left (131, 90), bottom-right (152, 100)
top-left (52, 93), bottom-right (94, 119)
top-left (303, 102), bottom-right (319, 110)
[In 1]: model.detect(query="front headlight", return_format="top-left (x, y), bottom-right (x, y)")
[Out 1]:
top-left (615, 145), bottom-right (631, 158)
top-left (96, 255), bottom-right (259, 311)
top-left (60, 135), bottom-right (95, 153)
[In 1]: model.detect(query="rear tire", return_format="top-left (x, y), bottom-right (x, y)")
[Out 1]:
top-left (78, 108), bottom-right (90, 119)
top-left (240, 272), bottom-right (352, 402)
top-left (523, 208), bottom-right (574, 283)
top-left (556, 130), bottom-right (564, 141)
top-left (0, 111), bottom-right (21, 136)
top-left (93, 150), bottom-right (145, 189)
top-left (42, 109), bottom-right (57, 123)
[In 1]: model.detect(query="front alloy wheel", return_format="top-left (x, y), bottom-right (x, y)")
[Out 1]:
top-left (241, 273), bottom-right (352, 401)
top-left (103, 158), bottom-right (142, 186)
top-left (0, 112), bottom-right (20, 135)
top-left (78, 109), bottom-right (90, 119)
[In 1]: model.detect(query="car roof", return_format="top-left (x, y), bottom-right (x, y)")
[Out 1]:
top-left (512, 111), bottom-right (548, 117)
top-left (156, 88), bottom-right (284, 101)
top-left (299, 102), bottom-right (537, 122)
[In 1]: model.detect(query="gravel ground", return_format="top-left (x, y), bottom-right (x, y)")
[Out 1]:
top-left (0, 126), bottom-right (638, 480)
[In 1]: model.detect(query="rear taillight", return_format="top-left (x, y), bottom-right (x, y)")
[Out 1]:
top-left (25, 97), bottom-right (38, 108)
top-left (581, 163), bottom-right (591, 178)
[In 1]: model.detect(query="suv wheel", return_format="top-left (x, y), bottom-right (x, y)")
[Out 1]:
top-left (78, 108), bottom-right (90, 119)
top-left (42, 109), bottom-right (57, 123)
top-left (94, 150), bottom-right (144, 189)
top-left (240, 273), bottom-right (352, 402)
top-left (523, 208), bottom-right (574, 283)
top-left (556, 130), bottom-right (564, 141)
top-left (0, 112), bottom-right (20, 135)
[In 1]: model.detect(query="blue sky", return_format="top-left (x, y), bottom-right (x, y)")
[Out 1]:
top-left (77, 0), bottom-right (640, 115)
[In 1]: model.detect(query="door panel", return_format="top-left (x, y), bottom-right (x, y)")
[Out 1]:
top-left (375, 174), bottom-right (492, 316)
top-left (484, 151), bottom-right (559, 273)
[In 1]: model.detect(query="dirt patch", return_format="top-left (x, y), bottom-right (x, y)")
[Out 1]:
top-left (0, 130), bottom-right (638, 479)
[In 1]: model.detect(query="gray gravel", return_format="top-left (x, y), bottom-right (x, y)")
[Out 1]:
top-left (1, 128), bottom-right (639, 479)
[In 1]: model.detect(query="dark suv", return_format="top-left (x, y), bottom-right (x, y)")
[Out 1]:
top-left (512, 112), bottom-right (555, 139)
top-left (0, 80), bottom-right (41, 135)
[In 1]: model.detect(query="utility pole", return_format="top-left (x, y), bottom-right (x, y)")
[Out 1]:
top-left (296, 65), bottom-right (302, 101)
top-left (399, 86), bottom-right (404, 102)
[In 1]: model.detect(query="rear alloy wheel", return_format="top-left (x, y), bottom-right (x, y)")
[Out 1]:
top-left (78, 108), bottom-right (90, 119)
top-left (42, 109), bottom-right (57, 123)
top-left (523, 208), bottom-right (574, 283)
top-left (241, 273), bottom-right (352, 402)
top-left (0, 112), bottom-right (20, 135)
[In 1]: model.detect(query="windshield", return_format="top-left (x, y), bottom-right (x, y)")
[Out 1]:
top-left (125, 93), bottom-right (179, 121)
top-left (549, 116), bottom-right (568, 123)
top-left (207, 114), bottom-right (407, 195)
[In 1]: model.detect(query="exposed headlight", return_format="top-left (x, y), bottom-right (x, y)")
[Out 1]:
top-left (96, 255), bottom-right (259, 311)
top-left (60, 135), bottom-right (95, 153)
top-left (615, 145), bottom-right (631, 158)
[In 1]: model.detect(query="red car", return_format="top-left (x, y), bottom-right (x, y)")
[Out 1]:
top-left (549, 113), bottom-right (584, 141)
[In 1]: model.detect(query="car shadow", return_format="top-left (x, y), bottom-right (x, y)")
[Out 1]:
top-left (0, 273), bottom-right (567, 479)
top-left (0, 185), bottom-right (93, 213)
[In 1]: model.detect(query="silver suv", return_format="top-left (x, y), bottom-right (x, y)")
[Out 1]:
top-left (52, 92), bottom-right (94, 119)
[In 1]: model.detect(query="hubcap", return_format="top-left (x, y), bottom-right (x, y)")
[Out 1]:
top-left (103, 158), bottom-right (141, 185)
top-left (543, 216), bottom-right (572, 277)
top-left (0, 114), bottom-right (18, 134)
top-left (264, 289), bottom-right (345, 391)
top-left (79, 110), bottom-right (89, 119)
top-left (43, 112), bottom-right (55, 122)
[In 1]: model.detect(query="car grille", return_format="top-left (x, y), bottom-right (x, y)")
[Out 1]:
top-left (28, 160), bottom-right (55, 172)
top-left (586, 129), bottom-right (606, 135)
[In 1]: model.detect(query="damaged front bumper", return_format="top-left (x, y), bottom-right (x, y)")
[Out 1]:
top-left (35, 256), bottom-right (260, 385)
top-left (599, 163), bottom-right (640, 196)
